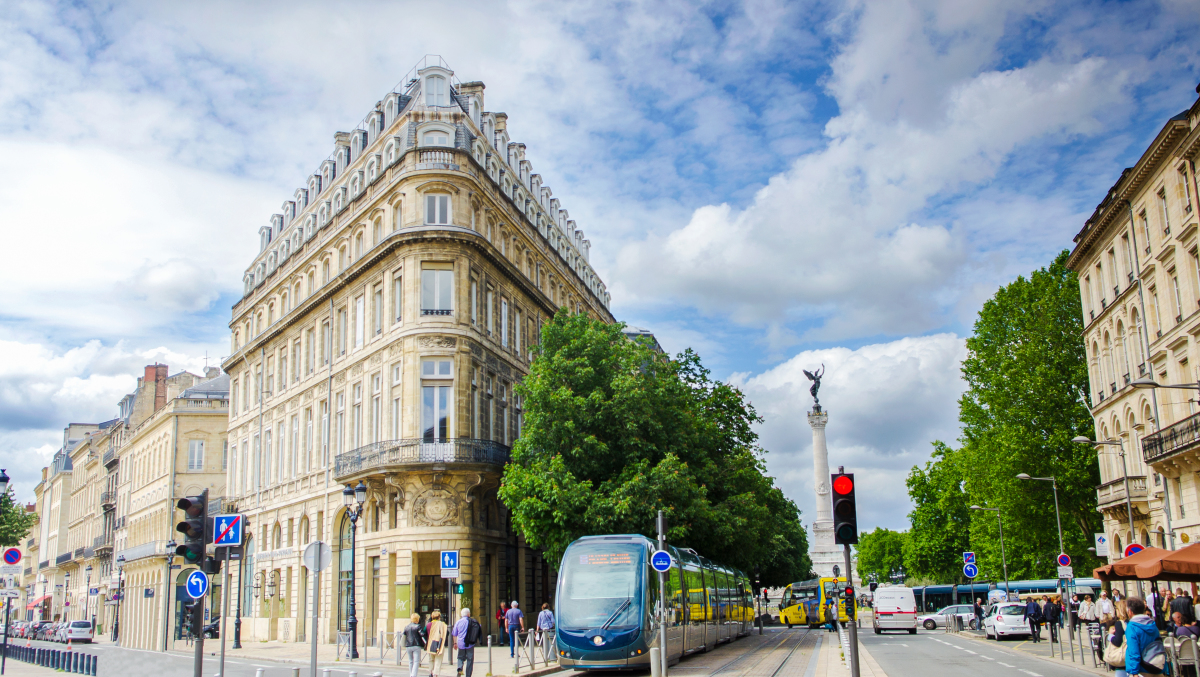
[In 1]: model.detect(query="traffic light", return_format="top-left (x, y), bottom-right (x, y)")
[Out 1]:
top-left (203, 558), bottom-right (223, 576)
top-left (869, 582), bottom-right (878, 592)
top-left (831, 471), bottom-right (858, 545)
top-left (843, 586), bottom-right (856, 620)
top-left (176, 490), bottom-right (209, 564)
top-left (455, 583), bottom-right (465, 594)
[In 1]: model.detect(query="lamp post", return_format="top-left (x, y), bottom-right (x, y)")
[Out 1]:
top-left (970, 506), bottom-right (1010, 600)
top-left (63, 572), bottom-right (71, 621)
top-left (164, 539), bottom-right (175, 650)
top-left (234, 538), bottom-right (244, 650)
top-left (113, 554), bottom-right (125, 644)
top-left (84, 565), bottom-right (93, 627)
top-left (37, 576), bottom-right (45, 622)
top-left (343, 482), bottom-right (366, 660)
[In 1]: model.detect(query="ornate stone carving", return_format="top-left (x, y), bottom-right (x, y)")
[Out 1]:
top-left (385, 475), bottom-right (406, 507)
top-left (351, 362), bottom-right (363, 377)
top-left (335, 373), bottom-right (346, 386)
top-left (389, 341), bottom-right (405, 356)
top-left (369, 353), bottom-right (383, 366)
top-left (418, 335), bottom-right (457, 349)
top-left (469, 342), bottom-right (483, 358)
top-left (413, 489), bottom-right (460, 527)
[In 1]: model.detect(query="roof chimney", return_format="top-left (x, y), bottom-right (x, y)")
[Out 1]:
top-left (204, 367), bottom-right (220, 380)
top-left (152, 364), bottom-right (168, 412)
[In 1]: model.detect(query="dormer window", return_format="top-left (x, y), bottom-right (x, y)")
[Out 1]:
top-left (423, 130), bottom-right (450, 146)
top-left (426, 75), bottom-right (448, 106)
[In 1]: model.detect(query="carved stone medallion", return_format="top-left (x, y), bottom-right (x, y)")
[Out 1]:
top-left (418, 335), bottom-right (457, 349)
top-left (413, 489), bottom-right (460, 526)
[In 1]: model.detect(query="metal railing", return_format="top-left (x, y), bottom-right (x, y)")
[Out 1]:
top-left (420, 308), bottom-right (452, 316)
top-left (38, 560), bottom-right (48, 570)
top-left (335, 438), bottom-right (510, 479)
top-left (93, 533), bottom-right (113, 549)
top-left (74, 547), bottom-right (85, 558)
top-left (102, 448), bottom-right (115, 465)
top-left (1143, 411), bottom-right (1200, 464)
top-left (55, 552), bottom-right (73, 565)
top-left (100, 491), bottom-right (115, 506)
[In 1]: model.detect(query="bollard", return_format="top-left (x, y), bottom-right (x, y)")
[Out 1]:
top-left (256, 669), bottom-right (265, 677)
top-left (488, 635), bottom-right (493, 677)
top-left (293, 668), bottom-right (300, 677)
top-left (649, 647), bottom-right (661, 677)
top-left (91, 654), bottom-right (98, 676)
top-left (323, 670), bottom-right (331, 677)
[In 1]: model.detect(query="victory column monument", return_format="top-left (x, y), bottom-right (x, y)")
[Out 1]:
top-left (804, 366), bottom-right (856, 580)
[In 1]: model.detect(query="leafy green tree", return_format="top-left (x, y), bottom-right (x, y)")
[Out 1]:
top-left (904, 442), bottom-right (971, 582)
top-left (0, 491), bottom-right (35, 547)
top-left (855, 527), bottom-right (907, 582)
top-left (957, 250), bottom-right (1098, 579)
top-left (500, 311), bottom-right (812, 585)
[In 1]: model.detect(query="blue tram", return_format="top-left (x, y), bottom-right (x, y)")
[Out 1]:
top-left (554, 535), bottom-right (754, 669)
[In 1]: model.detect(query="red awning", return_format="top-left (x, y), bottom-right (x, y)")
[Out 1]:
top-left (25, 594), bottom-right (49, 610)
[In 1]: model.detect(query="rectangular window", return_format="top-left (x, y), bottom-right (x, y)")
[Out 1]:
top-left (335, 393), bottom-right (345, 456)
top-left (515, 309), bottom-right (522, 354)
top-left (421, 267), bottom-right (453, 315)
top-left (501, 299), bottom-right (509, 347)
top-left (1183, 165), bottom-right (1195, 213)
top-left (1160, 189), bottom-right (1171, 233)
top-left (371, 373), bottom-right (382, 443)
top-left (486, 288), bottom-right (494, 333)
top-left (243, 375), bottom-right (251, 412)
top-left (253, 434), bottom-right (261, 490)
top-left (279, 352), bottom-right (287, 392)
top-left (338, 308), bottom-right (348, 355)
top-left (187, 439), bottom-right (204, 470)
top-left (265, 357), bottom-right (274, 396)
top-left (1175, 275), bottom-right (1184, 321)
top-left (471, 369), bottom-right (479, 438)
top-left (290, 415), bottom-right (299, 479)
top-left (222, 440), bottom-right (228, 470)
top-left (320, 399), bottom-right (330, 467)
top-left (391, 362), bottom-right (402, 438)
top-left (1178, 477), bottom-right (1186, 518)
top-left (293, 340), bottom-right (302, 382)
top-left (373, 285), bottom-right (383, 335)
top-left (470, 279), bottom-right (478, 324)
top-left (231, 378), bottom-right (239, 414)
top-left (352, 383), bottom-right (363, 448)
top-left (305, 408), bottom-right (314, 473)
top-left (393, 274), bottom-right (403, 324)
top-left (421, 358), bottom-right (453, 442)
top-left (355, 295), bottom-right (365, 348)
top-left (306, 328), bottom-right (315, 373)
top-left (1140, 210), bottom-right (1152, 253)
top-left (425, 194), bottom-right (450, 225)
top-left (322, 320), bottom-right (332, 365)
top-left (1152, 288), bottom-right (1162, 334)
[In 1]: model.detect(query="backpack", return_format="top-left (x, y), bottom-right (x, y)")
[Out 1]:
top-left (465, 618), bottom-right (482, 646)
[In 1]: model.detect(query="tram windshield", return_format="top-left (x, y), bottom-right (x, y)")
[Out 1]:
top-left (558, 542), bottom-right (644, 631)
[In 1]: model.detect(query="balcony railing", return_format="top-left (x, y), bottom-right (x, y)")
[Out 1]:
top-left (335, 438), bottom-right (510, 480)
top-left (93, 533), bottom-right (112, 549)
top-left (421, 309), bottom-right (452, 316)
top-left (1097, 476), bottom-right (1149, 507)
top-left (1143, 411), bottom-right (1200, 464)
top-left (55, 552), bottom-right (72, 566)
top-left (1139, 363), bottom-right (1148, 376)
top-left (100, 491), bottom-right (115, 507)
top-left (114, 516), bottom-right (126, 529)
top-left (102, 448), bottom-right (116, 466)
top-left (417, 150), bottom-right (458, 170)
top-left (26, 538), bottom-right (34, 548)
top-left (38, 560), bottom-right (48, 570)
top-left (73, 547), bottom-right (84, 558)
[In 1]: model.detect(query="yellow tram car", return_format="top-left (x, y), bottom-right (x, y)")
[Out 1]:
top-left (778, 577), bottom-right (851, 628)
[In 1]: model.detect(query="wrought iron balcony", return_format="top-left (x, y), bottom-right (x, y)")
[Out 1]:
top-left (38, 560), bottom-right (48, 570)
top-left (421, 309), bottom-right (453, 316)
top-left (1143, 411), bottom-right (1200, 464)
top-left (335, 438), bottom-right (510, 481)
top-left (93, 533), bottom-right (113, 552)
top-left (100, 491), bottom-right (115, 508)
top-left (1097, 475), bottom-right (1148, 508)
top-left (55, 552), bottom-right (72, 565)
top-left (102, 448), bottom-right (116, 466)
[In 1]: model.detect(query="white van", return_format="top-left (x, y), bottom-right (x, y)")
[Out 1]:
top-left (872, 586), bottom-right (918, 634)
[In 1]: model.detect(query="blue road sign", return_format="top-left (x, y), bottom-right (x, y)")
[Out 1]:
top-left (963, 552), bottom-right (976, 564)
top-left (186, 570), bottom-right (209, 599)
top-left (1057, 553), bottom-right (1071, 567)
top-left (963, 563), bottom-right (979, 579)
top-left (89, 588), bottom-right (98, 596)
top-left (650, 550), bottom-right (673, 573)
top-left (440, 550), bottom-right (459, 570)
top-left (213, 514), bottom-right (243, 547)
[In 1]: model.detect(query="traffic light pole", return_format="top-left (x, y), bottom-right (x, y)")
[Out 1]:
top-left (843, 545), bottom-right (859, 677)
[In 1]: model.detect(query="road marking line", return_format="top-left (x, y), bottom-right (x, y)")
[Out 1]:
top-left (982, 656), bottom-right (994, 660)
top-left (998, 662), bottom-right (1015, 667)
top-left (963, 650), bottom-right (977, 654)
top-left (1019, 671), bottom-right (1042, 676)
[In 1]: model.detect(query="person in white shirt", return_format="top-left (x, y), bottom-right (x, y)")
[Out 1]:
top-left (1099, 591), bottom-right (1115, 623)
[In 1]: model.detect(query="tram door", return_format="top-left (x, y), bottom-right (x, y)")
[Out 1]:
top-left (416, 576), bottom-right (449, 621)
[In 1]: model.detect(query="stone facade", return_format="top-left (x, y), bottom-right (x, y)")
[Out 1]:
top-left (222, 57), bottom-right (613, 648)
top-left (1067, 83), bottom-right (1200, 563)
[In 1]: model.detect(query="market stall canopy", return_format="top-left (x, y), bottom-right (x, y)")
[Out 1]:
top-left (1134, 543), bottom-right (1200, 581)
top-left (1092, 547), bottom-right (1169, 581)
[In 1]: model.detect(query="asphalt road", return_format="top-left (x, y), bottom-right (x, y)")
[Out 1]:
top-left (862, 629), bottom-right (1094, 677)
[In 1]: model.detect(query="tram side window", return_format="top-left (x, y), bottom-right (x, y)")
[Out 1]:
top-left (665, 566), bottom-right (683, 625)
top-left (685, 565), bottom-right (705, 626)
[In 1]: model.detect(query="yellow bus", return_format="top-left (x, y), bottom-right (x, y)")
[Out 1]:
top-left (778, 577), bottom-right (851, 628)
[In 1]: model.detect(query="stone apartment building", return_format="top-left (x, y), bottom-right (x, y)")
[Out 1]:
top-left (222, 55), bottom-right (612, 648)
top-left (31, 364), bottom-right (228, 650)
top-left (1068, 82), bottom-right (1200, 561)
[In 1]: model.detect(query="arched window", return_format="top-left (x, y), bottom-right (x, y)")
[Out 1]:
top-left (355, 234), bottom-right (364, 259)
top-left (373, 220), bottom-right (382, 245)
top-left (322, 261), bottom-right (330, 284)
top-left (272, 523), bottom-right (282, 550)
top-left (339, 247), bottom-right (347, 271)
top-left (299, 515), bottom-right (310, 546)
top-left (425, 75), bottom-right (447, 106)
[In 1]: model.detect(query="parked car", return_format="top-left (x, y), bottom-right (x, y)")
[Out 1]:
top-left (63, 620), bottom-right (93, 643)
top-left (917, 604), bottom-right (977, 630)
top-left (983, 602), bottom-right (1031, 640)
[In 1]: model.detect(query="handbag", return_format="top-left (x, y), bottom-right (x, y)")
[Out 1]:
top-left (1103, 623), bottom-right (1125, 668)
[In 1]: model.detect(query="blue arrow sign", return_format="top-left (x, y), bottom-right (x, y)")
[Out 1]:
top-left (650, 550), bottom-right (673, 573)
top-left (186, 570), bottom-right (209, 599)
top-left (440, 550), bottom-right (459, 570)
top-left (963, 563), bottom-right (979, 579)
top-left (213, 514), bottom-right (243, 547)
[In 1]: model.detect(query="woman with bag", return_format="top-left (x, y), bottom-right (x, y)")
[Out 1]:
top-left (426, 610), bottom-right (449, 677)
top-left (1125, 596), bottom-right (1167, 675)
top-left (404, 613), bottom-right (428, 677)
top-left (1104, 607), bottom-right (1127, 676)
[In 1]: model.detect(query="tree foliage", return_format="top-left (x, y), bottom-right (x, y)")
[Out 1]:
top-left (906, 251), bottom-right (1099, 582)
top-left (0, 491), bottom-right (35, 548)
top-left (499, 311), bottom-right (812, 585)
top-left (856, 527), bottom-right (908, 582)
top-left (904, 442), bottom-right (971, 582)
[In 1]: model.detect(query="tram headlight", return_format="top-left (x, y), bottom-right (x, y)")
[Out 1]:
top-left (592, 636), bottom-right (604, 646)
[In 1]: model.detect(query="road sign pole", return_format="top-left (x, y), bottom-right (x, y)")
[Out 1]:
top-left (2, 595), bottom-right (10, 675)
top-left (657, 510), bottom-right (668, 677)
top-left (220, 548), bottom-right (230, 677)
top-left (311, 563), bottom-right (320, 677)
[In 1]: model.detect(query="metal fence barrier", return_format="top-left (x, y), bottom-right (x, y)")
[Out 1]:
top-left (0, 644), bottom-right (98, 675)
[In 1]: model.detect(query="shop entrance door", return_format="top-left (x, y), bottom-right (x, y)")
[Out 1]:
top-left (416, 575), bottom-right (449, 621)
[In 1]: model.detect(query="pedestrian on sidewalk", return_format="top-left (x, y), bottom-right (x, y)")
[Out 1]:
top-left (404, 613), bottom-right (428, 677)
top-left (1043, 596), bottom-right (1060, 643)
top-left (453, 608), bottom-right (482, 677)
top-left (826, 598), bottom-right (838, 633)
top-left (505, 601), bottom-right (525, 658)
top-left (1103, 608), bottom-right (1127, 676)
top-left (1174, 612), bottom-right (1200, 640)
top-left (426, 610), bottom-right (449, 677)
top-left (1099, 591), bottom-right (1115, 624)
top-left (973, 599), bottom-right (984, 631)
top-left (1172, 588), bottom-right (1195, 624)
top-left (1069, 594), bottom-right (1081, 633)
top-left (536, 603), bottom-right (555, 659)
top-left (1123, 596), bottom-right (1166, 676)
top-left (1024, 596), bottom-right (1043, 642)
top-left (497, 604), bottom-right (509, 647)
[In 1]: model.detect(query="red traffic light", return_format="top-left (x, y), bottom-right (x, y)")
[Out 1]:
top-left (844, 586), bottom-right (855, 597)
top-left (833, 475), bottom-right (854, 495)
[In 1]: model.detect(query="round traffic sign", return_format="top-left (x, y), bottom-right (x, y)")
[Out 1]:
top-left (963, 563), bottom-right (979, 579)
top-left (650, 550), bottom-right (673, 573)
top-left (186, 570), bottom-right (209, 599)
top-left (1124, 543), bottom-right (1144, 558)
top-left (1057, 553), bottom-right (1071, 567)
top-left (2, 548), bottom-right (21, 565)
top-left (303, 541), bottom-right (333, 572)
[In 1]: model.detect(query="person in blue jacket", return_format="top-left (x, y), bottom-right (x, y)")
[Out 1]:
top-left (1124, 596), bottom-right (1163, 676)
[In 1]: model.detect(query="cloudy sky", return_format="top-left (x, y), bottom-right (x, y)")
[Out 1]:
top-left (1, 0), bottom-right (1198, 533)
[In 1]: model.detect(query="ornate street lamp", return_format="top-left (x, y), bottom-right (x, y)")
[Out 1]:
top-left (113, 554), bottom-right (126, 644)
top-left (84, 565), bottom-right (93, 627)
top-left (63, 571), bottom-right (71, 621)
top-left (164, 539), bottom-right (175, 650)
top-left (343, 482), bottom-right (366, 659)
top-left (0, 468), bottom-right (10, 495)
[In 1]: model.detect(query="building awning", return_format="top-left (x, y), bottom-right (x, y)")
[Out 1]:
top-left (25, 595), bottom-right (49, 610)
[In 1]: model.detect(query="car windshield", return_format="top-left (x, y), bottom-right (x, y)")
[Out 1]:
top-left (70, 621), bottom-right (90, 628)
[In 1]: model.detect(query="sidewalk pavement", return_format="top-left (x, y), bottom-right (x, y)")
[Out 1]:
top-left (816, 631), bottom-right (887, 677)
top-left (159, 635), bottom-right (562, 677)
top-left (958, 627), bottom-right (1108, 676)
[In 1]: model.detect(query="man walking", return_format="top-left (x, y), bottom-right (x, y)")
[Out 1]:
top-left (973, 599), bottom-right (984, 631)
top-left (505, 600), bottom-right (525, 658)
top-left (1024, 596), bottom-right (1043, 642)
top-left (452, 608), bottom-right (481, 677)
top-left (1043, 596), bottom-right (1060, 643)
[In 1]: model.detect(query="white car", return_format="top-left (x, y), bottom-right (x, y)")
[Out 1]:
top-left (918, 604), bottom-right (977, 630)
top-left (983, 602), bottom-right (1031, 640)
top-left (63, 620), bottom-right (94, 643)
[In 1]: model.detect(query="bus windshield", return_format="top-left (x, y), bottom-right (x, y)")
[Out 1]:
top-left (558, 542), bottom-right (644, 631)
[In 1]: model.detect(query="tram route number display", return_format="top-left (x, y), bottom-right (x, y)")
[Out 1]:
top-left (580, 552), bottom-right (634, 566)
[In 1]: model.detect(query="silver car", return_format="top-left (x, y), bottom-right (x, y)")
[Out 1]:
top-left (983, 602), bottom-right (1031, 640)
top-left (918, 604), bottom-right (977, 630)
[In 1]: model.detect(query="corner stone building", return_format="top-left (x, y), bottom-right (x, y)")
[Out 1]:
top-left (1068, 83), bottom-right (1200, 568)
top-left (222, 57), bottom-right (613, 647)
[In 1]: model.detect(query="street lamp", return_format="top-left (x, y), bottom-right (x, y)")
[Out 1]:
top-left (0, 468), bottom-right (10, 496)
top-left (970, 505), bottom-right (1011, 600)
top-left (84, 565), bottom-right (93, 627)
top-left (1016, 472), bottom-right (1074, 647)
top-left (64, 571), bottom-right (71, 621)
top-left (37, 575), bottom-right (46, 622)
top-left (164, 539), bottom-right (175, 650)
top-left (113, 554), bottom-right (126, 644)
top-left (343, 481), bottom-right (366, 660)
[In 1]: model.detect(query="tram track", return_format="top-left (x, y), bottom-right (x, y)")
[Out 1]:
top-left (706, 629), bottom-right (795, 676)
